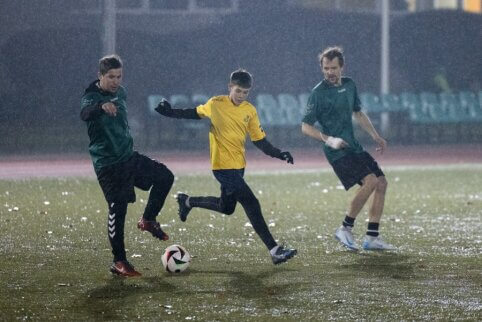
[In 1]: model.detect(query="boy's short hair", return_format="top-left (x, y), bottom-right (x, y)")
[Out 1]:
top-left (318, 46), bottom-right (344, 67)
top-left (230, 69), bottom-right (252, 88)
top-left (99, 54), bottom-right (123, 75)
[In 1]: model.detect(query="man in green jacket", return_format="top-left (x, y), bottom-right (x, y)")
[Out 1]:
top-left (81, 55), bottom-right (174, 277)
top-left (302, 47), bottom-right (395, 251)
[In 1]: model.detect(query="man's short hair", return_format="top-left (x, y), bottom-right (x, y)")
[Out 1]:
top-left (319, 46), bottom-right (344, 67)
top-left (99, 54), bottom-right (123, 75)
top-left (230, 69), bottom-right (252, 88)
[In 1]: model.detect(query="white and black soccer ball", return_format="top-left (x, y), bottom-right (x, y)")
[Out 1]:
top-left (161, 244), bottom-right (191, 273)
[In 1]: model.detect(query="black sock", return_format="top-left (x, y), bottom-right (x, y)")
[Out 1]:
top-left (366, 222), bottom-right (380, 237)
top-left (342, 216), bottom-right (355, 229)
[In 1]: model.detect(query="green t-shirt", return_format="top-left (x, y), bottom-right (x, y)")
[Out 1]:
top-left (302, 77), bottom-right (364, 164)
top-left (80, 81), bottom-right (133, 173)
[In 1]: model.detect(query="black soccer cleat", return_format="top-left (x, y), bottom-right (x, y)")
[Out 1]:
top-left (176, 193), bottom-right (192, 222)
top-left (271, 245), bottom-right (297, 265)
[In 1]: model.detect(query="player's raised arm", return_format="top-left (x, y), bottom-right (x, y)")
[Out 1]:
top-left (252, 137), bottom-right (294, 164)
top-left (154, 99), bottom-right (201, 119)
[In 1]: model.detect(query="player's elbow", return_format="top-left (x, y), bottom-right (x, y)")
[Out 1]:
top-left (301, 122), bottom-right (309, 135)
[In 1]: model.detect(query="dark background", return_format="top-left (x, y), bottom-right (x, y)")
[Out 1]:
top-left (1, 1), bottom-right (481, 153)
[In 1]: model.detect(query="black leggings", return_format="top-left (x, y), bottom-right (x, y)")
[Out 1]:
top-left (188, 181), bottom-right (277, 250)
top-left (98, 152), bottom-right (175, 262)
top-left (108, 201), bottom-right (128, 262)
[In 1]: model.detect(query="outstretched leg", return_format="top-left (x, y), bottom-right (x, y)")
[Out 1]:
top-left (141, 166), bottom-right (174, 221)
top-left (235, 182), bottom-right (297, 264)
top-left (134, 155), bottom-right (174, 240)
top-left (234, 182), bottom-right (277, 250)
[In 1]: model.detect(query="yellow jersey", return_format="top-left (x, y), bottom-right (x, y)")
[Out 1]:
top-left (196, 95), bottom-right (266, 170)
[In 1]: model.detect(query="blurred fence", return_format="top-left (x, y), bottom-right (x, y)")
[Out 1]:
top-left (143, 90), bottom-right (482, 149)
top-left (1, 90), bottom-right (481, 155)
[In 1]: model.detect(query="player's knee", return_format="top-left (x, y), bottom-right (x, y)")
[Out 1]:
top-left (154, 167), bottom-right (174, 187)
top-left (220, 199), bottom-right (236, 215)
top-left (222, 205), bottom-right (236, 215)
top-left (363, 174), bottom-right (378, 189)
top-left (376, 176), bottom-right (388, 192)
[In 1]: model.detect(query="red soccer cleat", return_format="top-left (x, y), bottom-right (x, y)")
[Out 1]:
top-left (110, 261), bottom-right (142, 277)
top-left (137, 218), bottom-right (169, 241)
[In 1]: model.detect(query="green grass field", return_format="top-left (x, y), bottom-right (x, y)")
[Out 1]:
top-left (1, 166), bottom-right (481, 321)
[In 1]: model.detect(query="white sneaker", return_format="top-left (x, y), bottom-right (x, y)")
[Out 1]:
top-left (362, 236), bottom-right (396, 251)
top-left (334, 226), bottom-right (359, 251)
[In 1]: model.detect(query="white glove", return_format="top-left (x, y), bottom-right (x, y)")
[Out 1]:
top-left (325, 136), bottom-right (345, 149)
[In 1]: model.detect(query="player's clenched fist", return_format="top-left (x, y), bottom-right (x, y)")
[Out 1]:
top-left (155, 99), bottom-right (173, 116)
top-left (101, 102), bottom-right (117, 117)
top-left (279, 151), bottom-right (294, 164)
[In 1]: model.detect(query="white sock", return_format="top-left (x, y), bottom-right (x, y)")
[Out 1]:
top-left (269, 245), bottom-right (280, 256)
top-left (186, 197), bottom-right (191, 208)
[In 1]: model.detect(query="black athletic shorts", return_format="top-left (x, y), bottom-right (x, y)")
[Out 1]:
top-left (96, 151), bottom-right (170, 204)
top-left (331, 151), bottom-right (384, 191)
top-left (213, 169), bottom-right (245, 195)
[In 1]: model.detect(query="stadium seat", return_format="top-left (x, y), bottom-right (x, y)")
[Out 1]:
top-left (400, 92), bottom-right (432, 123)
top-left (459, 91), bottom-right (482, 121)
top-left (381, 93), bottom-right (404, 112)
top-left (256, 94), bottom-right (286, 126)
top-left (479, 91), bottom-right (482, 107)
top-left (147, 95), bottom-right (166, 115)
top-left (191, 93), bottom-right (209, 107)
top-left (170, 94), bottom-right (190, 108)
top-left (439, 92), bottom-right (464, 122)
top-left (277, 93), bottom-right (303, 126)
top-left (475, 91), bottom-right (482, 121)
top-left (360, 93), bottom-right (383, 113)
top-left (420, 92), bottom-right (451, 123)
top-left (298, 93), bottom-right (310, 113)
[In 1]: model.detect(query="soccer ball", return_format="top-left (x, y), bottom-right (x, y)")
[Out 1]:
top-left (161, 244), bottom-right (191, 273)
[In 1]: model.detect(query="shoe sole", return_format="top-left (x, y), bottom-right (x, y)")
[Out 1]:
top-left (176, 195), bottom-right (190, 222)
top-left (335, 235), bottom-right (359, 251)
top-left (362, 246), bottom-right (396, 251)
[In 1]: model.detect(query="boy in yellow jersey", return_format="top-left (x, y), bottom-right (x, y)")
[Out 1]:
top-left (155, 69), bottom-right (297, 264)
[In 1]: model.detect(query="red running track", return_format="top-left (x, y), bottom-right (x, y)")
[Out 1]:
top-left (0, 144), bottom-right (481, 179)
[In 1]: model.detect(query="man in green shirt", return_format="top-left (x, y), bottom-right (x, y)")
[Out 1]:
top-left (301, 47), bottom-right (395, 251)
top-left (81, 55), bottom-right (174, 277)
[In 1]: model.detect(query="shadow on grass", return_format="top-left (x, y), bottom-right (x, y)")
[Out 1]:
top-left (188, 266), bottom-right (301, 303)
top-left (229, 267), bottom-right (300, 299)
top-left (340, 253), bottom-right (417, 280)
top-left (81, 276), bottom-right (176, 320)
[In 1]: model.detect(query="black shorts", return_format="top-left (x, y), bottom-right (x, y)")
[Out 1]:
top-left (212, 169), bottom-right (246, 195)
top-left (96, 152), bottom-right (170, 204)
top-left (331, 151), bottom-right (384, 191)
